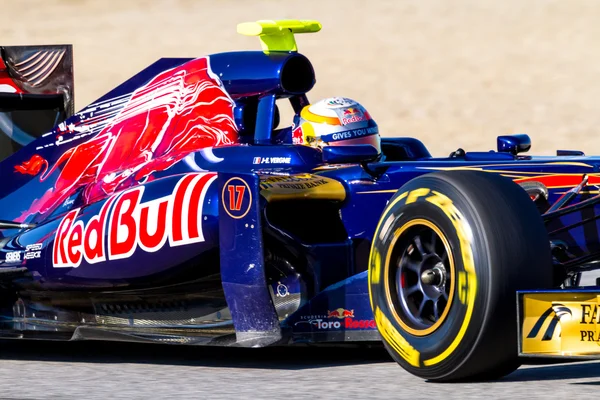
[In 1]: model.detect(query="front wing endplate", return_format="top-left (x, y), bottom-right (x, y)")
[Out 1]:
top-left (519, 290), bottom-right (600, 358)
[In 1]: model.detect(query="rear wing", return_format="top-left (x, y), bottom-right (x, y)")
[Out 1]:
top-left (0, 45), bottom-right (74, 162)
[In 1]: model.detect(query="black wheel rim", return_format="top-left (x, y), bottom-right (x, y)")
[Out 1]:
top-left (387, 219), bottom-right (454, 336)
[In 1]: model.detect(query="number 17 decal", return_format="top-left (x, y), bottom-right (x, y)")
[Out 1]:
top-left (222, 177), bottom-right (252, 219)
top-left (228, 185), bottom-right (245, 211)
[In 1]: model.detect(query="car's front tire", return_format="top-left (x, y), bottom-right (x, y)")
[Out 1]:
top-left (368, 170), bottom-right (552, 381)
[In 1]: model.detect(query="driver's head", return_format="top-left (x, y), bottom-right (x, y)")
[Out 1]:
top-left (292, 97), bottom-right (380, 153)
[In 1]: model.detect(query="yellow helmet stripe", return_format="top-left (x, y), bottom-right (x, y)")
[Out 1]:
top-left (300, 106), bottom-right (341, 125)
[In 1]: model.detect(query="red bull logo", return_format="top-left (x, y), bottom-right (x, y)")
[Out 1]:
top-left (16, 57), bottom-right (237, 221)
top-left (340, 107), bottom-right (366, 125)
top-left (292, 126), bottom-right (304, 145)
top-left (327, 308), bottom-right (355, 319)
top-left (341, 115), bottom-right (366, 125)
top-left (52, 173), bottom-right (215, 268)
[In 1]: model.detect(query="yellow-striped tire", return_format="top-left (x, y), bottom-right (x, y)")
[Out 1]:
top-left (369, 170), bottom-right (552, 381)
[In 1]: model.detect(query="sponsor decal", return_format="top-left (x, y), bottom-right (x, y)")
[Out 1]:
top-left (5, 252), bottom-right (21, 263)
top-left (294, 317), bottom-right (376, 330)
top-left (325, 97), bottom-right (355, 107)
top-left (63, 197), bottom-right (75, 207)
top-left (259, 173), bottom-right (347, 202)
top-left (294, 307), bottom-right (376, 330)
top-left (24, 251), bottom-right (41, 260)
top-left (321, 127), bottom-right (378, 143)
top-left (222, 177), bottom-right (252, 219)
top-left (292, 126), bottom-right (304, 145)
top-left (337, 107), bottom-right (366, 125)
top-left (344, 318), bottom-right (377, 329)
top-left (296, 319), bottom-right (342, 330)
top-left (341, 115), bottom-right (366, 125)
top-left (298, 314), bottom-right (327, 321)
top-left (252, 157), bottom-right (292, 165)
top-left (24, 243), bottom-right (43, 260)
top-left (327, 308), bottom-right (355, 319)
top-left (579, 303), bottom-right (600, 342)
top-left (526, 304), bottom-right (571, 341)
top-left (276, 180), bottom-right (327, 190)
top-left (260, 174), bottom-right (329, 190)
top-left (52, 173), bottom-right (216, 268)
top-left (580, 303), bottom-right (600, 325)
top-left (520, 294), bottom-right (600, 356)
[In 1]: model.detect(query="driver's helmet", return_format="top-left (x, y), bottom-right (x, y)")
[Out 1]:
top-left (291, 97), bottom-right (381, 154)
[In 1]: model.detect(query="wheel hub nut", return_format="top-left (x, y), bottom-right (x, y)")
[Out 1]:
top-left (421, 264), bottom-right (445, 286)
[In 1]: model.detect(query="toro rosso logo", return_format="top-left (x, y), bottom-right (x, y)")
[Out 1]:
top-left (53, 173), bottom-right (216, 268)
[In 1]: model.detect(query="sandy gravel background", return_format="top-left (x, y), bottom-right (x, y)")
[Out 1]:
top-left (2, 0), bottom-right (600, 156)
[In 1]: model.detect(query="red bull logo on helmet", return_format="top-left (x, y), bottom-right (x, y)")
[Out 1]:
top-left (53, 173), bottom-right (215, 268)
top-left (341, 115), bottom-right (365, 125)
top-left (339, 107), bottom-right (366, 125)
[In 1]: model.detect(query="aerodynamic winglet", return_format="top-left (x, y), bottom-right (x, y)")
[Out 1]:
top-left (237, 19), bottom-right (322, 53)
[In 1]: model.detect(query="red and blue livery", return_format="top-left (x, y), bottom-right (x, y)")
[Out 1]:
top-left (2, 20), bottom-right (600, 382)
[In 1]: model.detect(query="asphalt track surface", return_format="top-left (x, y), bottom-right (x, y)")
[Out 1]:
top-left (0, 341), bottom-right (600, 400)
top-left (0, 274), bottom-right (596, 399)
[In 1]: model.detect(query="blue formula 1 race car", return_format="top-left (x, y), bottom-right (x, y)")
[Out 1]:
top-left (0, 19), bottom-right (599, 382)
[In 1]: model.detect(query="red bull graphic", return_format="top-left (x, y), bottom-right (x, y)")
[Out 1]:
top-left (14, 154), bottom-right (46, 175)
top-left (53, 172), bottom-right (216, 268)
top-left (340, 107), bottom-right (366, 125)
top-left (327, 308), bottom-right (355, 319)
top-left (15, 57), bottom-right (238, 221)
top-left (292, 125), bottom-right (304, 145)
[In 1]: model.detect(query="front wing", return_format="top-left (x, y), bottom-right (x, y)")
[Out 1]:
top-left (519, 290), bottom-right (600, 358)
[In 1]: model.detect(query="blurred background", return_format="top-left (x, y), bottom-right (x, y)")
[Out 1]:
top-left (3, 0), bottom-right (600, 156)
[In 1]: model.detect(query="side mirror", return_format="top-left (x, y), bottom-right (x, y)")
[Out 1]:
top-left (322, 144), bottom-right (379, 164)
top-left (497, 134), bottom-right (531, 155)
